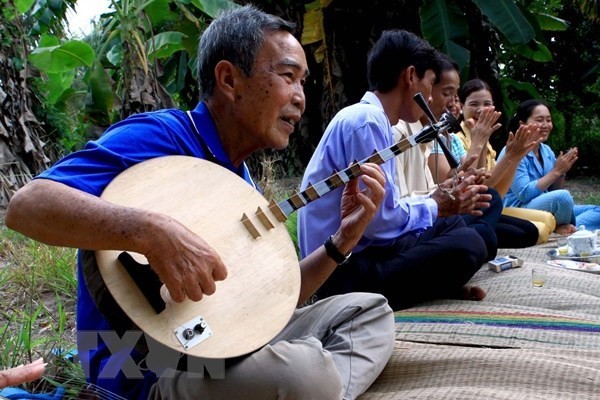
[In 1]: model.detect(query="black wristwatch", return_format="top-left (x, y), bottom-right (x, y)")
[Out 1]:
top-left (324, 235), bottom-right (352, 265)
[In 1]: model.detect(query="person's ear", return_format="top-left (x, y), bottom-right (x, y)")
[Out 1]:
top-left (214, 60), bottom-right (239, 102)
top-left (398, 66), bottom-right (414, 89)
top-left (407, 65), bottom-right (416, 84)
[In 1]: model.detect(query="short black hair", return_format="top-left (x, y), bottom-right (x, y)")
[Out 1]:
top-left (367, 30), bottom-right (441, 93)
top-left (434, 53), bottom-right (459, 84)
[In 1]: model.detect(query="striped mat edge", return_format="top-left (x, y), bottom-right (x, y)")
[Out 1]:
top-left (394, 309), bottom-right (600, 333)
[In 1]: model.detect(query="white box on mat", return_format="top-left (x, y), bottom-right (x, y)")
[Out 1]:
top-left (487, 255), bottom-right (524, 273)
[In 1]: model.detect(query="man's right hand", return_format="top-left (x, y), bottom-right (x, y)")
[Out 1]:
top-left (143, 215), bottom-right (228, 303)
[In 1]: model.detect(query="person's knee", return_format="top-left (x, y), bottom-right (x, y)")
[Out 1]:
top-left (268, 338), bottom-right (343, 399)
top-left (445, 228), bottom-right (489, 270)
top-left (338, 291), bottom-right (392, 315)
top-left (340, 292), bottom-right (395, 345)
top-left (551, 189), bottom-right (574, 210)
top-left (487, 188), bottom-right (503, 215)
top-left (462, 228), bottom-right (488, 262)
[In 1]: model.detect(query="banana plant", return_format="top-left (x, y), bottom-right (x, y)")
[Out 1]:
top-left (419, 0), bottom-right (569, 78)
top-left (29, 0), bottom-right (239, 131)
top-left (0, 0), bottom-right (79, 205)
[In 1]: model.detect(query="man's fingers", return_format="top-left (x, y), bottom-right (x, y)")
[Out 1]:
top-left (185, 284), bottom-right (205, 303)
top-left (361, 163), bottom-right (385, 186)
top-left (165, 282), bottom-right (186, 303)
top-left (212, 263), bottom-right (228, 281)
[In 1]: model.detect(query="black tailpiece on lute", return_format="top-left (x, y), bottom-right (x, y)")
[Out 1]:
top-left (413, 92), bottom-right (460, 169)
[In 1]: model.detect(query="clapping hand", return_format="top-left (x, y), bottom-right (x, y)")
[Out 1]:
top-left (434, 165), bottom-right (491, 217)
top-left (464, 106), bottom-right (502, 146)
top-left (504, 123), bottom-right (542, 160)
top-left (554, 147), bottom-right (578, 176)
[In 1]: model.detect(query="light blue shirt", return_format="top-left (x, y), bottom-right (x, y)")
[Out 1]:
top-left (297, 92), bottom-right (438, 258)
top-left (499, 142), bottom-right (556, 207)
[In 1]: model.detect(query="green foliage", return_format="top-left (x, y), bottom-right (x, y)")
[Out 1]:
top-left (419, 0), bottom-right (565, 77)
top-left (19, 0), bottom-right (238, 157)
top-left (14, 0), bottom-right (36, 14)
top-left (30, 35), bottom-right (95, 72)
top-left (499, 2), bottom-right (600, 174)
top-left (568, 114), bottom-right (600, 176)
top-left (534, 12), bottom-right (570, 31)
top-left (146, 31), bottom-right (186, 62)
top-left (26, 0), bottom-right (77, 36)
top-left (474, 0), bottom-right (535, 43)
top-left (285, 212), bottom-right (299, 257)
top-left (500, 77), bottom-right (543, 120)
top-left (577, 0), bottom-right (600, 21)
top-left (28, 34), bottom-right (95, 128)
top-left (419, 0), bottom-right (470, 72)
top-left (191, 0), bottom-right (240, 18)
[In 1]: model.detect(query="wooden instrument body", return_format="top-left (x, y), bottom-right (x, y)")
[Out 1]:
top-left (95, 156), bottom-right (300, 359)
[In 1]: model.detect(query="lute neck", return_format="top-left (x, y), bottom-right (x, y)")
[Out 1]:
top-left (268, 119), bottom-right (449, 222)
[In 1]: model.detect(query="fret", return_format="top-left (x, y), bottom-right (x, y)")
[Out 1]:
top-left (265, 111), bottom-right (456, 224)
top-left (346, 162), bottom-right (362, 180)
top-left (326, 171), bottom-right (343, 189)
top-left (390, 143), bottom-right (403, 156)
top-left (288, 192), bottom-right (307, 209)
top-left (366, 150), bottom-right (384, 165)
top-left (269, 199), bottom-right (289, 222)
top-left (304, 184), bottom-right (319, 201)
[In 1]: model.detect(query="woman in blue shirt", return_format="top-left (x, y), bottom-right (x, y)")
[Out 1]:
top-left (500, 99), bottom-right (600, 233)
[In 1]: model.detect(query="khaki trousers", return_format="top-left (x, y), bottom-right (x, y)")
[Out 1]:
top-left (148, 292), bottom-right (394, 400)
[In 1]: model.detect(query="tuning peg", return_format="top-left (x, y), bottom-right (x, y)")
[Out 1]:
top-left (413, 92), bottom-right (437, 124)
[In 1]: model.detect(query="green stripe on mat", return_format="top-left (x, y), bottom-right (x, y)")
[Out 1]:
top-left (395, 310), bottom-right (600, 333)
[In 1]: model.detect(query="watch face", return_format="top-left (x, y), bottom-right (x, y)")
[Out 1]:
top-left (341, 251), bottom-right (352, 265)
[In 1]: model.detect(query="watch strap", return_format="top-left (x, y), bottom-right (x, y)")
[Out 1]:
top-left (324, 235), bottom-right (352, 264)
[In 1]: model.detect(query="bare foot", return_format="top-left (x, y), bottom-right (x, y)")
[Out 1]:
top-left (555, 224), bottom-right (577, 235)
top-left (462, 285), bottom-right (487, 301)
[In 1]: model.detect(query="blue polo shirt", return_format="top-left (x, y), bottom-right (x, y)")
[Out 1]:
top-left (36, 102), bottom-right (255, 399)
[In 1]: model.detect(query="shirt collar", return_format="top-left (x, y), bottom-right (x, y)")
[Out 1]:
top-left (190, 102), bottom-right (231, 166)
top-left (360, 91), bottom-right (384, 110)
top-left (189, 102), bottom-right (257, 189)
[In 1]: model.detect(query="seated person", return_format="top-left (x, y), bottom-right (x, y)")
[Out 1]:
top-left (298, 30), bottom-right (492, 311)
top-left (6, 6), bottom-right (395, 400)
top-left (432, 77), bottom-right (555, 245)
top-left (500, 99), bottom-right (600, 233)
top-left (393, 54), bottom-right (503, 259)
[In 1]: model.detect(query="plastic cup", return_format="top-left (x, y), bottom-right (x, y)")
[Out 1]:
top-left (557, 237), bottom-right (569, 255)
